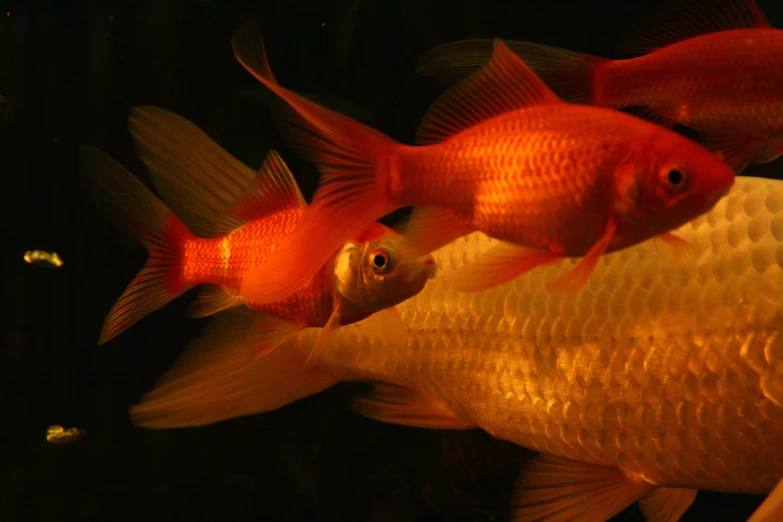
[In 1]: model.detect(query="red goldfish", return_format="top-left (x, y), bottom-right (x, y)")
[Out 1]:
top-left (81, 107), bottom-right (436, 363)
top-left (417, 0), bottom-right (783, 174)
top-left (229, 22), bottom-right (734, 308)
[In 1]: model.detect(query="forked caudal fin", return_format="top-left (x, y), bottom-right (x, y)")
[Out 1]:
top-left (231, 21), bottom-right (401, 306)
top-left (79, 146), bottom-right (195, 344)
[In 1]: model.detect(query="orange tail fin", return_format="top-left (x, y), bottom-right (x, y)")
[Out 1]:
top-left (79, 146), bottom-right (195, 344)
top-left (231, 21), bottom-right (400, 306)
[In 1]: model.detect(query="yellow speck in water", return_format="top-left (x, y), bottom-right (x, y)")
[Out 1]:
top-left (24, 250), bottom-right (64, 269)
top-left (46, 425), bottom-right (86, 444)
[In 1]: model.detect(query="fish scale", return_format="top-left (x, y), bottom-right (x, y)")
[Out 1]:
top-left (180, 207), bottom-right (334, 326)
top-left (320, 177), bottom-right (783, 495)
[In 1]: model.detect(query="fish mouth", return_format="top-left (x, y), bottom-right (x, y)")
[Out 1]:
top-left (408, 256), bottom-right (438, 281)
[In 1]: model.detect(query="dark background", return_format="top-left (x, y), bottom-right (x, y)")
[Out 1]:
top-left (3, 0), bottom-right (783, 520)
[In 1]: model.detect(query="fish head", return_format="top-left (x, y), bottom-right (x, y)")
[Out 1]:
top-left (613, 129), bottom-right (735, 231)
top-left (331, 222), bottom-right (437, 324)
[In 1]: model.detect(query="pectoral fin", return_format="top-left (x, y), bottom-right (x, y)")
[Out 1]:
top-left (352, 383), bottom-right (476, 429)
top-left (360, 306), bottom-right (408, 350)
top-left (510, 454), bottom-right (655, 520)
top-left (252, 314), bottom-right (306, 359)
top-left (546, 218), bottom-right (618, 294)
top-left (749, 475), bottom-right (783, 522)
top-left (305, 305), bottom-right (342, 367)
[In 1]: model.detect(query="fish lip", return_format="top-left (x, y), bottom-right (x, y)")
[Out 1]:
top-left (408, 257), bottom-right (438, 281)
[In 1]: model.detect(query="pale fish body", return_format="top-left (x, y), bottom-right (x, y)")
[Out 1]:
top-left (132, 176), bottom-right (783, 519)
top-left (317, 175), bottom-right (783, 495)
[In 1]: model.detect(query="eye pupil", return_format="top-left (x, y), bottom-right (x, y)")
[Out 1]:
top-left (667, 169), bottom-right (683, 186)
top-left (373, 254), bottom-right (386, 267)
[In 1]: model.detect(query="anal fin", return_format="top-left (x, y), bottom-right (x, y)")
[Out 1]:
top-left (510, 454), bottom-right (654, 521)
top-left (402, 206), bottom-right (474, 259)
top-left (187, 286), bottom-right (245, 318)
top-left (449, 240), bottom-right (562, 293)
top-left (352, 383), bottom-right (475, 430)
top-left (638, 487), bottom-right (697, 522)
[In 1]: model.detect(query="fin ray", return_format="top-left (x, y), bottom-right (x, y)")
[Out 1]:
top-left (231, 21), bottom-right (398, 306)
top-left (510, 454), bottom-right (654, 520)
top-left (618, 0), bottom-right (769, 56)
top-left (128, 106), bottom-right (260, 237)
top-left (416, 38), bottom-right (562, 145)
top-left (130, 307), bottom-right (336, 429)
top-left (352, 383), bottom-right (476, 429)
top-left (79, 146), bottom-right (194, 344)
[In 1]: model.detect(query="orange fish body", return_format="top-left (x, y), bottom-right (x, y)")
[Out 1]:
top-left (81, 107), bottom-right (436, 359)
top-left (396, 104), bottom-right (725, 258)
top-left (179, 207), bottom-right (331, 326)
top-left (598, 28), bottom-right (783, 138)
top-left (230, 25), bottom-right (734, 306)
top-left (417, 0), bottom-right (783, 173)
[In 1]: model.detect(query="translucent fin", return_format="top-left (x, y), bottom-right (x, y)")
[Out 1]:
top-left (450, 241), bottom-right (562, 293)
top-left (211, 149), bottom-right (306, 236)
top-left (416, 38), bottom-right (563, 145)
top-left (352, 383), bottom-right (476, 429)
top-left (252, 314), bottom-right (306, 359)
top-left (187, 286), bottom-right (244, 318)
top-left (546, 218), bottom-right (617, 294)
top-left (638, 487), bottom-right (698, 522)
top-left (748, 475), bottom-right (783, 522)
top-left (418, 39), bottom-right (607, 105)
top-left (510, 454), bottom-right (655, 520)
top-left (657, 233), bottom-right (695, 265)
top-left (129, 307), bottom-right (336, 429)
top-left (402, 206), bottom-right (474, 258)
top-left (618, 0), bottom-right (769, 56)
top-left (231, 21), bottom-right (399, 306)
top-left (305, 304), bottom-right (341, 367)
top-left (128, 106), bottom-right (260, 237)
top-left (360, 306), bottom-right (407, 351)
top-left (695, 131), bottom-right (757, 174)
top-left (79, 146), bottom-right (194, 344)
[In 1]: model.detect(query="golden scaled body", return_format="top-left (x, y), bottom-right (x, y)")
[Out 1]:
top-left (320, 176), bottom-right (783, 495)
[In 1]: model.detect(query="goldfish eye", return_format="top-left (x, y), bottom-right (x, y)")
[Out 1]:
top-left (661, 166), bottom-right (690, 193)
top-left (369, 248), bottom-right (393, 274)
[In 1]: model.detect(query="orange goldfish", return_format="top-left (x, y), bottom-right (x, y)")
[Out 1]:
top-left (81, 107), bottom-right (436, 363)
top-left (417, 0), bottom-right (783, 174)
top-left (129, 175), bottom-right (783, 521)
top-left (229, 22), bottom-right (734, 310)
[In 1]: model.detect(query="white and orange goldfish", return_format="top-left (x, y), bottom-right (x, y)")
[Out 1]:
top-left (130, 175), bottom-right (783, 521)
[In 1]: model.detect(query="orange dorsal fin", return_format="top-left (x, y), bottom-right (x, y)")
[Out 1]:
top-left (415, 38), bottom-right (563, 145)
top-left (618, 0), bottom-right (769, 56)
top-left (129, 106), bottom-right (259, 237)
top-left (211, 149), bottom-right (306, 235)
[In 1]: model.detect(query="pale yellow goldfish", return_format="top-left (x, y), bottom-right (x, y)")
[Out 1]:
top-left (130, 176), bottom-right (783, 521)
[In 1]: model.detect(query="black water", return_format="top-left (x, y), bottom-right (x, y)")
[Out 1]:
top-left (3, 1), bottom-right (782, 520)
